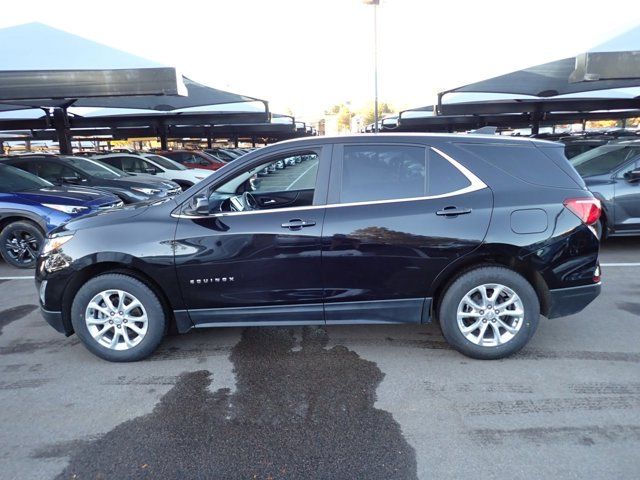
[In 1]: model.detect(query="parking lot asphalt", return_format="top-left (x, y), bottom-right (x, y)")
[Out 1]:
top-left (0, 239), bottom-right (639, 480)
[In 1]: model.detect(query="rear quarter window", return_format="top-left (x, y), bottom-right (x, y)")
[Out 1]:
top-left (458, 143), bottom-right (582, 189)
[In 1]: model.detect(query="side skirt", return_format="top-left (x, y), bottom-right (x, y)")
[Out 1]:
top-left (175, 297), bottom-right (432, 330)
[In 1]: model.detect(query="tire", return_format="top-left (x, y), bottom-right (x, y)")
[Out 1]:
top-left (71, 274), bottom-right (166, 362)
top-left (438, 266), bottom-right (540, 360)
top-left (0, 220), bottom-right (44, 269)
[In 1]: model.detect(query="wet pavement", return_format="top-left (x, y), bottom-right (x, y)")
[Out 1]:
top-left (0, 238), bottom-right (639, 479)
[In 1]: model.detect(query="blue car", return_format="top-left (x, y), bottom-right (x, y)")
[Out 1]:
top-left (0, 163), bottom-right (122, 268)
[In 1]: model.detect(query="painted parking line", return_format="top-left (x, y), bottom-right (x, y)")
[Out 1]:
top-left (601, 263), bottom-right (640, 267)
top-left (0, 276), bottom-right (35, 280)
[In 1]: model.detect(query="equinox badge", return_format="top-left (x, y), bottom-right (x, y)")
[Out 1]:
top-left (190, 277), bottom-right (235, 285)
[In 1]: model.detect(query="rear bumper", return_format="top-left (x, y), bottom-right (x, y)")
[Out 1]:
top-left (40, 306), bottom-right (72, 336)
top-left (547, 283), bottom-right (601, 319)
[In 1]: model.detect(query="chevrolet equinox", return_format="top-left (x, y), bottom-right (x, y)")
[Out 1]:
top-left (36, 134), bottom-right (602, 362)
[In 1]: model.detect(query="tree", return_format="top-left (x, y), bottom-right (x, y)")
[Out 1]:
top-left (361, 102), bottom-right (394, 126)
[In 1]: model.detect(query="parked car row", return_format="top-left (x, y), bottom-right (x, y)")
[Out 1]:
top-left (568, 140), bottom-right (640, 238)
top-left (257, 153), bottom-right (313, 177)
top-left (91, 153), bottom-right (212, 191)
top-left (0, 153), bottom-right (183, 268)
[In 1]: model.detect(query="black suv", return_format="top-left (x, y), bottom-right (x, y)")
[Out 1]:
top-left (36, 134), bottom-right (601, 362)
top-left (0, 154), bottom-right (181, 203)
top-left (570, 141), bottom-right (640, 237)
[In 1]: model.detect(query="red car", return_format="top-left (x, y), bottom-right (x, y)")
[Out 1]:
top-left (156, 150), bottom-right (226, 171)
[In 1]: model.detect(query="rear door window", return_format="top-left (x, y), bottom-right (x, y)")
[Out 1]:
top-left (340, 145), bottom-right (426, 203)
top-left (338, 145), bottom-right (472, 203)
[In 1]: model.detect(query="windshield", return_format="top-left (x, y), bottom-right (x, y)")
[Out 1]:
top-left (0, 164), bottom-right (53, 192)
top-left (62, 156), bottom-right (125, 179)
top-left (570, 145), bottom-right (640, 177)
top-left (145, 154), bottom-right (186, 171)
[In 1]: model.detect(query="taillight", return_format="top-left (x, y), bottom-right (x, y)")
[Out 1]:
top-left (563, 198), bottom-right (601, 225)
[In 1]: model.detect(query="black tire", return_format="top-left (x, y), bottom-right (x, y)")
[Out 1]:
top-left (438, 266), bottom-right (540, 360)
top-left (0, 220), bottom-right (44, 269)
top-left (71, 274), bottom-right (166, 362)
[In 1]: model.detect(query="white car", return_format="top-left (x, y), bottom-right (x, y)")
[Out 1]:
top-left (93, 153), bottom-right (212, 190)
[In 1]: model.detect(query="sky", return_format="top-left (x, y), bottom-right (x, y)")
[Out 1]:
top-left (2, 0), bottom-right (640, 121)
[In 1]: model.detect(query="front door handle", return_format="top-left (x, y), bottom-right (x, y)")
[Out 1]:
top-left (281, 219), bottom-right (317, 230)
top-left (436, 206), bottom-right (472, 217)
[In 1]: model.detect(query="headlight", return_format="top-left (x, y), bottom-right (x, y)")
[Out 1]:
top-left (42, 204), bottom-right (89, 215)
top-left (42, 233), bottom-right (75, 256)
top-left (132, 187), bottom-right (161, 195)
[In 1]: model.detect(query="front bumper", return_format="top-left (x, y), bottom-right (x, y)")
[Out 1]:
top-left (547, 283), bottom-right (601, 319)
top-left (40, 306), bottom-right (72, 336)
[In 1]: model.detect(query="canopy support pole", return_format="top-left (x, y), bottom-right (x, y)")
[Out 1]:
top-left (159, 125), bottom-right (168, 150)
top-left (206, 135), bottom-right (212, 149)
top-left (251, 136), bottom-right (256, 148)
top-left (0, 140), bottom-right (4, 153)
top-left (53, 107), bottom-right (73, 155)
top-left (234, 136), bottom-right (239, 148)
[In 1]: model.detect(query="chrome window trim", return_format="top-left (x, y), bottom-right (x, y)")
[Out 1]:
top-left (172, 146), bottom-right (487, 219)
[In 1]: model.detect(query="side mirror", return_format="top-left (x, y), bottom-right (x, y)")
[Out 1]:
top-left (624, 169), bottom-right (640, 182)
top-left (61, 176), bottom-right (82, 185)
top-left (186, 195), bottom-right (210, 215)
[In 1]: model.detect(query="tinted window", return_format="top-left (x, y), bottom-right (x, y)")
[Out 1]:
top-left (460, 143), bottom-right (578, 188)
top-left (61, 157), bottom-right (124, 179)
top-left (0, 164), bottom-right (53, 192)
top-left (570, 145), bottom-right (640, 177)
top-left (429, 151), bottom-right (471, 195)
top-left (119, 156), bottom-right (150, 174)
top-left (341, 145), bottom-right (426, 203)
top-left (145, 155), bottom-right (185, 171)
top-left (36, 161), bottom-right (81, 182)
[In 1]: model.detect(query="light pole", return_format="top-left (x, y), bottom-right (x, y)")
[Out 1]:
top-left (364, 0), bottom-right (380, 133)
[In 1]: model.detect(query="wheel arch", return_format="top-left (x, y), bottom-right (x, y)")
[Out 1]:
top-left (60, 261), bottom-right (181, 335)
top-left (0, 210), bottom-right (47, 232)
top-left (429, 250), bottom-right (551, 321)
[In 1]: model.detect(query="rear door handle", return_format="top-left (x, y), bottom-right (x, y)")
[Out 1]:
top-left (281, 219), bottom-right (316, 230)
top-left (436, 206), bottom-right (472, 217)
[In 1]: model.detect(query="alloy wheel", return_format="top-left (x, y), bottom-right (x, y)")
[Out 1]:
top-left (4, 230), bottom-right (40, 265)
top-left (456, 283), bottom-right (524, 347)
top-left (85, 290), bottom-right (149, 350)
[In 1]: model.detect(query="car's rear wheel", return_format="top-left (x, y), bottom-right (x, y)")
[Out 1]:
top-left (71, 274), bottom-right (166, 362)
top-left (438, 266), bottom-right (540, 360)
top-left (0, 220), bottom-right (44, 268)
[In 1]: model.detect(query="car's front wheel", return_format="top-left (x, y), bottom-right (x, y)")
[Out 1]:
top-left (438, 266), bottom-right (540, 360)
top-left (71, 274), bottom-right (167, 362)
top-left (0, 220), bottom-right (44, 268)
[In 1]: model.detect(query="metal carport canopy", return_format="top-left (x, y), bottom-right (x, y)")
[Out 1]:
top-left (439, 24), bottom-right (640, 106)
top-left (0, 23), bottom-right (268, 151)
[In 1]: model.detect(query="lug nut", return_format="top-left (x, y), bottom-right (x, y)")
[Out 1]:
top-left (487, 304), bottom-right (492, 309)
top-left (491, 319), bottom-right (496, 323)
top-left (109, 320), bottom-right (114, 324)
top-left (123, 319), bottom-right (128, 323)
top-left (110, 312), bottom-right (115, 316)
top-left (495, 310), bottom-right (500, 315)
top-left (119, 311), bottom-right (123, 315)
top-left (479, 310), bottom-right (484, 315)
top-left (482, 318), bottom-right (487, 323)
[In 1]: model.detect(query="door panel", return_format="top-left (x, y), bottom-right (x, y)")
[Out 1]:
top-left (321, 189), bottom-right (493, 305)
top-left (321, 143), bottom-right (493, 324)
top-left (173, 145), bottom-right (330, 325)
top-left (175, 208), bottom-right (325, 321)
